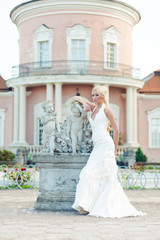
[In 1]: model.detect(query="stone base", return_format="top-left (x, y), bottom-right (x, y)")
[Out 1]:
top-left (35, 195), bottom-right (75, 211)
top-left (34, 153), bottom-right (88, 211)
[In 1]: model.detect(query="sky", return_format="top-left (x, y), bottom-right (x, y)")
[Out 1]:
top-left (0, 0), bottom-right (160, 80)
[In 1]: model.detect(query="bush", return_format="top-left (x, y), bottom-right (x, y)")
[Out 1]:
top-left (135, 147), bottom-right (148, 162)
top-left (0, 149), bottom-right (15, 162)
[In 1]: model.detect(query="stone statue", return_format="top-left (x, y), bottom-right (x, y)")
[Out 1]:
top-left (41, 101), bottom-right (60, 153)
top-left (39, 100), bottom-right (93, 155)
top-left (67, 101), bottom-right (87, 154)
top-left (55, 120), bottom-right (72, 153)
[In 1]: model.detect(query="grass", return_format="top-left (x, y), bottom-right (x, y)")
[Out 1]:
top-left (0, 185), bottom-right (39, 189)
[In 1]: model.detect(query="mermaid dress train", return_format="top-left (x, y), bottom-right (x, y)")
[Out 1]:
top-left (72, 104), bottom-right (145, 218)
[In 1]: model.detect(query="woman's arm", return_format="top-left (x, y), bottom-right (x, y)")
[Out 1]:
top-left (104, 107), bottom-right (119, 156)
top-left (74, 96), bottom-right (96, 112)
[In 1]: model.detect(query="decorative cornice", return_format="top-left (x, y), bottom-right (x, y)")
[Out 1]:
top-left (137, 93), bottom-right (160, 100)
top-left (0, 92), bottom-right (14, 97)
top-left (0, 91), bottom-right (31, 97)
top-left (10, 0), bottom-right (141, 27)
top-left (122, 93), bottom-right (160, 99)
top-left (6, 75), bottom-right (144, 89)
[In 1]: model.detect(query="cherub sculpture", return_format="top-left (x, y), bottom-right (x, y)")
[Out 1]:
top-left (67, 101), bottom-right (87, 154)
top-left (41, 101), bottom-right (60, 153)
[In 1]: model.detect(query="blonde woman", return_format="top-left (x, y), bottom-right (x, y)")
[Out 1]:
top-left (72, 86), bottom-right (145, 218)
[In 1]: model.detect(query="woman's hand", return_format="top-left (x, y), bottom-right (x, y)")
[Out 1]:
top-left (84, 104), bottom-right (91, 112)
top-left (74, 96), bottom-right (81, 102)
top-left (74, 95), bottom-right (96, 112)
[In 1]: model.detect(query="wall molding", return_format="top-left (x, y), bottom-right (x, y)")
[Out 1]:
top-left (10, 0), bottom-right (140, 27)
top-left (6, 75), bottom-right (144, 89)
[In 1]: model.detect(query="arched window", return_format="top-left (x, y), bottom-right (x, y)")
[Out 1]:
top-left (66, 24), bottom-right (90, 74)
top-left (148, 107), bottom-right (160, 148)
top-left (34, 24), bottom-right (53, 68)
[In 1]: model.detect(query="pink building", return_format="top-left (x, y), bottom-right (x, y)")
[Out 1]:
top-left (0, 0), bottom-right (159, 162)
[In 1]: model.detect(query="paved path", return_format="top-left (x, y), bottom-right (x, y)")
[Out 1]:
top-left (0, 189), bottom-right (160, 240)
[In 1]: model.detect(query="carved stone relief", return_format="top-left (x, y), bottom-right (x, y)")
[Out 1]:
top-left (41, 100), bottom-right (93, 154)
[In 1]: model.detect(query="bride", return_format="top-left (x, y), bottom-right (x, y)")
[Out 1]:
top-left (72, 85), bottom-right (145, 218)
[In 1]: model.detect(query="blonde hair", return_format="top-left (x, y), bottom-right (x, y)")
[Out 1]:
top-left (92, 86), bottom-right (110, 131)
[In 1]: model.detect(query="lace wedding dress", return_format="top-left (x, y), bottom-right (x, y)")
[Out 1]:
top-left (72, 104), bottom-right (145, 218)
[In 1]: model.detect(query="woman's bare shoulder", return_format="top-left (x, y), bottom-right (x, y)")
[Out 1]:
top-left (104, 106), bottom-right (111, 113)
top-left (104, 106), bottom-right (113, 117)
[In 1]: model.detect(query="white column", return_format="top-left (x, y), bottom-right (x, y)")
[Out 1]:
top-left (13, 86), bottom-right (19, 143)
top-left (55, 83), bottom-right (62, 122)
top-left (126, 87), bottom-right (133, 146)
top-left (19, 85), bottom-right (28, 146)
top-left (133, 87), bottom-right (139, 146)
top-left (46, 83), bottom-right (53, 101)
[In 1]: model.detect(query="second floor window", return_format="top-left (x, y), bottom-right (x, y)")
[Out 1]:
top-left (71, 40), bottom-right (86, 61)
top-left (102, 27), bottom-right (120, 70)
top-left (39, 41), bottom-right (49, 67)
top-left (107, 42), bottom-right (116, 68)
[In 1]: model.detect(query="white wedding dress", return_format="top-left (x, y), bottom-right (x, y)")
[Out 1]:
top-left (72, 104), bottom-right (145, 218)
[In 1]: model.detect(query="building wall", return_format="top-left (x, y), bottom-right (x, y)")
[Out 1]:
top-left (26, 86), bottom-right (46, 145)
top-left (138, 97), bottom-right (160, 162)
top-left (18, 12), bottom-right (132, 65)
top-left (109, 87), bottom-right (126, 140)
top-left (0, 95), bottom-right (13, 149)
top-left (62, 84), bottom-right (93, 103)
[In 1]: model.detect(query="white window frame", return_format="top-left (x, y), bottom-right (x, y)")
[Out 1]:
top-left (39, 41), bottom-right (50, 67)
top-left (66, 24), bottom-right (90, 74)
top-left (66, 24), bottom-right (90, 60)
top-left (106, 42), bottom-right (116, 68)
top-left (71, 39), bottom-right (86, 61)
top-left (34, 25), bottom-right (53, 68)
top-left (0, 109), bottom-right (6, 147)
top-left (148, 107), bottom-right (160, 148)
top-left (102, 26), bottom-right (120, 70)
top-left (34, 102), bottom-right (44, 145)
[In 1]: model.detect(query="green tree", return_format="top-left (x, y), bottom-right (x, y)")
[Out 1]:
top-left (135, 147), bottom-right (148, 163)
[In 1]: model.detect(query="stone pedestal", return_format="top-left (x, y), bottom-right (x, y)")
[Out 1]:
top-left (15, 148), bottom-right (25, 165)
top-left (123, 148), bottom-right (136, 167)
top-left (34, 154), bottom-right (88, 211)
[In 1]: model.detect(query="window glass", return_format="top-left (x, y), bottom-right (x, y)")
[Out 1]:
top-left (151, 118), bottom-right (160, 147)
top-left (39, 41), bottom-right (49, 67)
top-left (107, 43), bottom-right (115, 68)
top-left (71, 40), bottom-right (86, 60)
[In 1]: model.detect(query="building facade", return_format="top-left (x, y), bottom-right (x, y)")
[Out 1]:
top-left (0, 0), bottom-right (159, 162)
